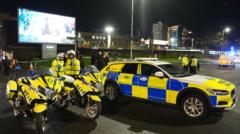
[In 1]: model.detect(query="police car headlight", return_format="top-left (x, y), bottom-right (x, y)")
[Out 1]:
top-left (207, 89), bottom-right (229, 96)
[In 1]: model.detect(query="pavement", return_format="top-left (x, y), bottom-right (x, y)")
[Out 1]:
top-left (0, 63), bottom-right (240, 134)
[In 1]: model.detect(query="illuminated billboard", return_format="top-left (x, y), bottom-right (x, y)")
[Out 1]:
top-left (18, 8), bottom-right (76, 44)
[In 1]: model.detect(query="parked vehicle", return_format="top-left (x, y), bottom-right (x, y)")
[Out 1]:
top-left (58, 66), bottom-right (102, 120)
top-left (100, 59), bottom-right (237, 119)
top-left (6, 69), bottom-right (63, 134)
top-left (218, 54), bottom-right (235, 67)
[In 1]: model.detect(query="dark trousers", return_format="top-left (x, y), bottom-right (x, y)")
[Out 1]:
top-left (3, 67), bottom-right (9, 77)
top-left (189, 67), bottom-right (197, 74)
top-left (183, 65), bottom-right (188, 72)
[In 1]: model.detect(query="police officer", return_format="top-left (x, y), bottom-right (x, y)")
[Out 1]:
top-left (3, 56), bottom-right (11, 78)
top-left (64, 50), bottom-right (80, 77)
top-left (51, 53), bottom-right (65, 77)
top-left (77, 54), bottom-right (85, 74)
top-left (188, 56), bottom-right (200, 74)
top-left (181, 54), bottom-right (189, 72)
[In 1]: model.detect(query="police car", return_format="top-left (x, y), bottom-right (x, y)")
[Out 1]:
top-left (218, 54), bottom-right (235, 67)
top-left (100, 58), bottom-right (237, 119)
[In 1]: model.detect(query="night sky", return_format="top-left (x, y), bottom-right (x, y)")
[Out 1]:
top-left (0, 0), bottom-right (240, 40)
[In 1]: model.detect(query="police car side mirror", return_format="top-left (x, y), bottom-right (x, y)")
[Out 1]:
top-left (154, 71), bottom-right (164, 78)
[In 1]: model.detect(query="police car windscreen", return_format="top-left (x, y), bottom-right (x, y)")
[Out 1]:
top-left (158, 64), bottom-right (191, 77)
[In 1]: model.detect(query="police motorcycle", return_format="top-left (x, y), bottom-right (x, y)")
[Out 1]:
top-left (58, 65), bottom-right (102, 120)
top-left (6, 67), bottom-right (63, 134)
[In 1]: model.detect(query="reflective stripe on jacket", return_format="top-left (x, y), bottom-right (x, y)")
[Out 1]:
top-left (65, 58), bottom-right (80, 76)
top-left (51, 59), bottom-right (65, 77)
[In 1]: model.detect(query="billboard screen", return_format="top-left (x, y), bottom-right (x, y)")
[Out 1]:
top-left (18, 8), bottom-right (76, 44)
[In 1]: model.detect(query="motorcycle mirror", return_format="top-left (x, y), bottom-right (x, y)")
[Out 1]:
top-left (60, 77), bottom-right (65, 81)
top-left (90, 65), bottom-right (99, 73)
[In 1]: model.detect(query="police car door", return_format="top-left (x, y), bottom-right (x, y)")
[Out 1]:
top-left (118, 63), bottom-right (139, 96)
top-left (140, 64), bottom-right (168, 102)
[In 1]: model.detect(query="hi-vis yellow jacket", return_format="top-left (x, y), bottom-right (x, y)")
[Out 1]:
top-left (64, 58), bottom-right (80, 76)
top-left (51, 59), bottom-right (65, 77)
top-left (190, 58), bottom-right (198, 67)
top-left (181, 56), bottom-right (189, 66)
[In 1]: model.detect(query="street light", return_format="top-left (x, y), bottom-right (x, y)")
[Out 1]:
top-left (224, 27), bottom-right (231, 33)
top-left (105, 26), bottom-right (114, 49)
top-left (222, 27), bottom-right (231, 50)
top-left (130, 0), bottom-right (134, 59)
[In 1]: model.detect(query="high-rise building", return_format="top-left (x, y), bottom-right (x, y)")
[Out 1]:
top-left (168, 25), bottom-right (180, 47)
top-left (168, 25), bottom-right (193, 47)
top-left (152, 22), bottom-right (168, 41)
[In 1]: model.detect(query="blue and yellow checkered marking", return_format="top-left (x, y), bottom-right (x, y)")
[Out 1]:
top-left (119, 84), bottom-right (132, 96)
top-left (138, 76), bottom-right (149, 87)
top-left (105, 71), bottom-right (228, 107)
top-left (107, 72), bottom-right (120, 81)
top-left (106, 72), bottom-right (188, 104)
top-left (167, 79), bottom-right (188, 91)
top-left (148, 88), bottom-right (166, 102)
top-left (132, 75), bottom-right (139, 86)
top-left (210, 96), bottom-right (217, 107)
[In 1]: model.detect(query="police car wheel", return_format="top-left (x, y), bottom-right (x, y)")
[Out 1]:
top-left (104, 83), bottom-right (119, 102)
top-left (181, 94), bottom-right (208, 119)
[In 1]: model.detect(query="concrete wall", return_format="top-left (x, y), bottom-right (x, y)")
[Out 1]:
top-left (42, 44), bottom-right (57, 59)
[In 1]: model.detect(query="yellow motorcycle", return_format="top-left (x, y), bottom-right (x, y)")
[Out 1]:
top-left (6, 68), bottom-right (63, 134)
top-left (59, 66), bottom-right (102, 120)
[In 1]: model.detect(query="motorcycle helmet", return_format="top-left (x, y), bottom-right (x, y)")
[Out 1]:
top-left (57, 52), bottom-right (65, 60)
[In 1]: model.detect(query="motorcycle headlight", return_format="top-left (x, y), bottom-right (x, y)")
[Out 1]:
top-left (207, 89), bottom-right (229, 96)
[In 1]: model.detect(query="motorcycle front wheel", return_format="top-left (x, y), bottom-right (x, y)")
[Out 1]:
top-left (35, 113), bottom-right (46, 134)
top-left (85, 100), bottom-right (102, 120)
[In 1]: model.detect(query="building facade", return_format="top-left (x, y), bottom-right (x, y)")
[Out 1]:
top-left (152, 21), bottom-right (168, 41)
top-left (0, 13), bottom-right (17, 62)
top-left (168, 25), bottom-right (193, 48)
top-left (0, 13), bottom-right (17, 49)
top-left (78, 32), bottom-right (130, 49)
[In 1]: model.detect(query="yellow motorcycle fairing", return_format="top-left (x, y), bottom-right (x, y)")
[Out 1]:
top-left (64, 86), bottom-right (75, 93)
top-left (93, 72), bottom-right (101, 82)
top-left (82, 73), bottom-right (99, 84)
top-left (74, 79), bottom-right (95, 95)
top-left (74, 77), bottom-right (101, 102)
top-left (6, 80), bottom-right (18, 100)
top-left (33, 103), bottom-right (47, 113)
top-left (21, 85), bottom-right (47, 104)
top-left (17, 77), bottom-right (31, 87)
top-left (33, 76), bottom-right (63, 94)
top-left (81, 73), bottom-right (103, 92)
top-left (89, 95), bottom-right (101, 102)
